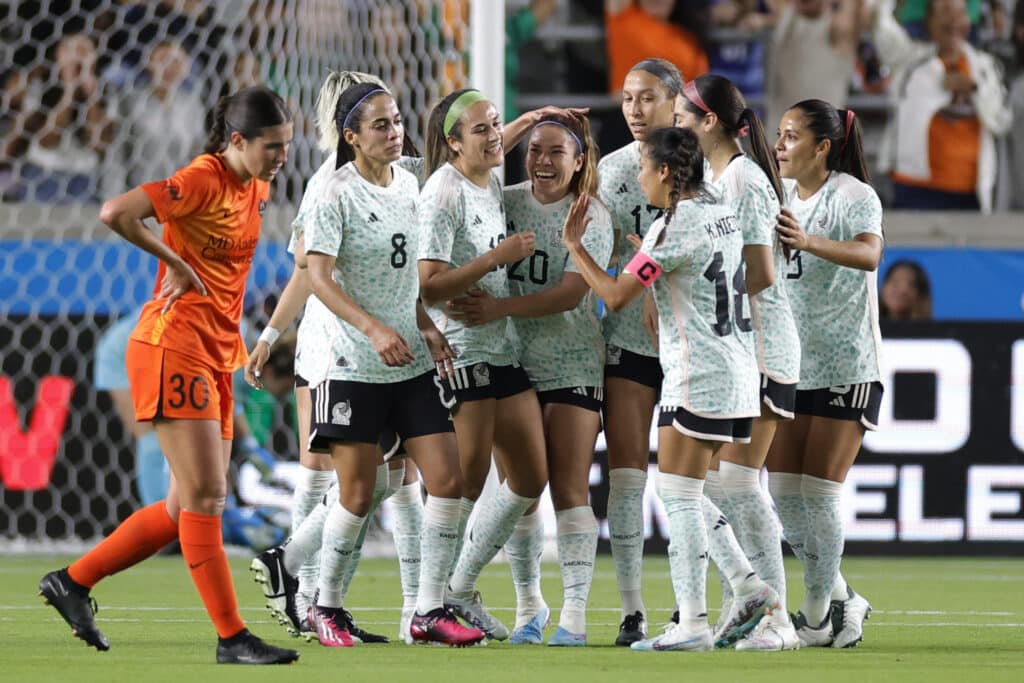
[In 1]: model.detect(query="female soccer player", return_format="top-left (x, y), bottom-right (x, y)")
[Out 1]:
top-left (418, 88), bottom-right (549, 640)
top-left (771, 99), bottom-right (882, 649)
top-left (246, 70), bottom-right (423, 645)
top-left (296, 82), bottom-right (486, 648)
top-left (40, 86), bottom-right (299, 664)
top-left (597, 57), bottom-right (682, 646)
top-left (675, 74), bottom-right (801, 651)
top-left (564, 126), bottom-right (777, 652)
top-left (448, 112), bottom-right (612, 646)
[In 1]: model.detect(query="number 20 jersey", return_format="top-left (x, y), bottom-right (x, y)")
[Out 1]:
top-left (303, 162), bottom-right (431, 384)
top-left (631, 198), bottom-right (759, 418)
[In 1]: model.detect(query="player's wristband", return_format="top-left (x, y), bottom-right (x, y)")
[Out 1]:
top-left (258, 326), bottom-right (281, 347)
top-left (625, 252), bottom-right (663, 288)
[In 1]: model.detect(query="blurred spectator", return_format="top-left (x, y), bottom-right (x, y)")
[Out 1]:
top-left (873, 0), bottom-right (1012, 212)
top-left (507, 0), bottom-right (558, 120)
top-left (1007, 0), bottom-right (1024, 208)
top-left (1, 32), bottom-right (116, 202)
top-left (709, 1), bottom-right (773, 97)
top-left (605, 0), bottom-right (710, 94)
top-left (766, 0), bottom-right (865, 130)
top-left (104, 40), bottom-right (205, 194)
top-left (900, 0), bottom-right (982, 40)
top-left (879, 259), bottom-right (933, 320)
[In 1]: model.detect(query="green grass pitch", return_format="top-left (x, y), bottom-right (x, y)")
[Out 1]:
top-left (2, 555), bottom-right (1022, 682)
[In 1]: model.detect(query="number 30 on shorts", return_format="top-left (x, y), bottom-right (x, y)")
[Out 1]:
top-left (167, 373), bottom-right (210, 410)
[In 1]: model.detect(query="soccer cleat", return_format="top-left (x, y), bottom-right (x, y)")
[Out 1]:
top-left (250, 547), bottom-right (302, 636)
top-left (792, 610), bottom-right (834, 647)
top-left (410, 607), bottom-right (487, 647)
top-left (510, 606), bottom-right (550, 645)
top-left (713, 584), bottom-right (781, 648)
top-left (445, 590), bottom-right (509, 640)
top-left (547, 626), bottom-right (587, 647)
top-left (399, 605), bottom-right (415, 644)
top-left (630, 622), bottom-right (713, 652)
top-left (344, 608), bottom-right (389, 644)
top-left (216, 628), bottom-right (300, 664)
top-left (39, 568), bottom-right (110, 651)
top-left (713, 597), bottom-right (733, 635)
top-left (310, 605), bottom-right (355, 647)
top-left (831, 587), bottom-right (872, 648)
top-left (735, 611), bottom-right (801, 651)
top-left (614, 610), bottom-right (647, 646)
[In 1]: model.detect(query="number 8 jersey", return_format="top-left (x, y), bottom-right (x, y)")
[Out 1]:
top-left (302, 162), bottom-right (432, 385)
top-left (628, 197), bottom-right (759, 418)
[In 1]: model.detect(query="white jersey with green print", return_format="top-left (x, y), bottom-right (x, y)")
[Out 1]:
top-left (630, 198), bottom-right (759, 417)
top-left (503, 182), bottom-right (614, 391)
top-left (289, 153), bottom-right (340, 385)
top-left (712, 155), bottom-right (800, 385)
top-left (782, 172), bottom-right (884, 390)
top-left (396, 155), bottom-right (426, 187)
top-left (418, 163), bottom-right (515, 369)
top-left (598, 141), bottom-right (662, 358)
top-left (302, 162), bottom-right (431, 385)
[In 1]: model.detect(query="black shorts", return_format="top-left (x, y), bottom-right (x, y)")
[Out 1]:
top-left (446, 362), bottom-right (532, 402)
top-left (537, 386), bottom-right (603, 413)
top-left (794, 381), bottom-right (883, 430)
top-left (604, 345), bottom-right (663, 391)
top-left (761, 374), bottom-right (797, 419)
top-left (658, 405), bottom-right (753, 444)
top-left (309, 371), bottom-right (454, 451)
top-left (294, 373), bottom-right (309, 388)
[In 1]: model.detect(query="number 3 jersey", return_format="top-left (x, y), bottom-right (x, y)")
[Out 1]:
top-left (503, 182), bottom-right (614, 391)
top-left (598, 141), bottom-right (661, 359)
top-left (711, 155), bottom-right (800, 385)
top-left (782, 172), bottom-right (884, 390)
top-left (418, 163), bottom-right (515, 369)
top-left (629, 197), bottom-right (759, 418)
top-left (302, 162), bottom-right (432, 385)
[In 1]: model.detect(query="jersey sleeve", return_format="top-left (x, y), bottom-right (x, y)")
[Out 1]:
top-left (303, 192), bottom-right (346, 259)
top-left (140, 161), bottom-right (219, 224)
top-left (635, 214), bottom-right (691, 274)
top-left (845, 188), bottom-right (884, 241)
top-left (735, 171), bottom-right (779, 247)
top-left (417, 182), bottom-right (460, 262)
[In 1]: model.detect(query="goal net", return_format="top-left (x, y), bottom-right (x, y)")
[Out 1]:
top-left (0, 0), bottom-right (473, 550)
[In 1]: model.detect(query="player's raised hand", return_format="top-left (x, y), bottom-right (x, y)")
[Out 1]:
top-left (562, 194), bottom-right (591, 249)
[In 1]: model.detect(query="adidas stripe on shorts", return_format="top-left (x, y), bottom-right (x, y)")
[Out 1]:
top-left (794, 381), bottom-right (883, 430)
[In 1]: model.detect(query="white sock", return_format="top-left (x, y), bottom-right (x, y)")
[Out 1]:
top-left (556, 506), bottom-right (597, 634)
top-left (702, 495), bottom-right (760, 597)
top-left (832, 572), bottom-right (850, 601)
top-left (317, 503), bottom-right (365, 608)
top-left (283, 488), bottom-right (334, 576)
top-left (450, 482), bottom-right (535, 596)
top-left (505, 510), bottom-right (546, 629)
top-left (703, 469), bottom-right (732, 609)
top-left (607, 467), bottom-right (647, 619)
top-left (720, 461), bottom-right (787, 605)
top-left (385, 461), bottom-right (406, 500)
top-left (290, 468), bottom-right (334, 604)
top-left (446, 497), bottom-right (476, 580)
top-left (338, 464), bottom-right (389, 597)
top-left (768, 472), bottom-right (807, 564)
top-left (657, 472), bottom-right (708, 628)
top-left (391, 480), bottom-right (423, 609)
top-left (416, 495), bottom-right (461, 613)
top-left (800, 474), bottom-right (844, 625)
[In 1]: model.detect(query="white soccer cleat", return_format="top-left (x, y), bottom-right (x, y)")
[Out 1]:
top-left (713, 583), bottom-right (781, 648)
top-left (445, 590), bottom-right (509, 641)
top-left (792, 610), bottom-right (834, 647)
top-left (735, 611), bottom-right (800, 651)
top-left (832, 588), bottom-right (872, 648)
top-left (630, 622), bottom-right (714, 652)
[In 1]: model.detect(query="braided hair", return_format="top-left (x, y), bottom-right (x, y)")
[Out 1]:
top-left (643, 127), bottom-right (705, 227)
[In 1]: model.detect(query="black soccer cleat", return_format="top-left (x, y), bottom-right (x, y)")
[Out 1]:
top-left (614, 610), bottom-right (647, 646)
top-left (250, 547), bottom-right (301, 635)
top-left (39, 568), bottom-right (110, 651)
top-left (216, 629), bottom-right (300, 665)
top-left (343, 608), bottom-right (389, 644)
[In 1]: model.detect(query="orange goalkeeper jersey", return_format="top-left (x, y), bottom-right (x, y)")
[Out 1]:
top-left (131, 153), bottom-right (270, 372)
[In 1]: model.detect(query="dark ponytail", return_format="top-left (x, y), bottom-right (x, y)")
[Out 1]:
top-left (332, 82), bottom-right (391, 169)
top-left (682, 74), bottom-right (783, 203)
top-left (643, 126), bottom-right (704, 227)
top-left (204, 85), bottom-right (290, 154)
top-left (789, 99), bottom-right (870, 183)
top-left (424, 88), bottom-right (474, 179)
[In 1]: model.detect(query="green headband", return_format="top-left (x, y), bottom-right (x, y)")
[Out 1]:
top-left (443, 90), bottom-right (490, 137)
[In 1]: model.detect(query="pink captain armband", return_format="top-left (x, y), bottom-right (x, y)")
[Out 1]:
top-left (625, 251), bottom-right (663, 287)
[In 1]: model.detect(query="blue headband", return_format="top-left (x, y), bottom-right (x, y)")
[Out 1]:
top-left (532, 121), bottom-right (583, 153)
top-left (342, 88), bottom-right (387, 132)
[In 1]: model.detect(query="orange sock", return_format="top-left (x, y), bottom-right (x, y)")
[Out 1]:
top-left (68, 501), bottom-right (179, 589)
top-left (178, 509), bottom-right (246, 639)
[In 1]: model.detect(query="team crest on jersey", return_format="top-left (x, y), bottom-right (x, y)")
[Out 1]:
top-left (606, 345), bottom-right (622, 365)
top-left (332, 400), bottom-right (352, 426)
top-left (258, 199), bottom-right (267, 215)
top-left (472, 363), bottom-right (490, 387)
